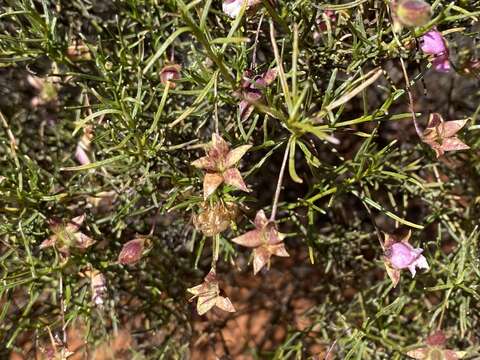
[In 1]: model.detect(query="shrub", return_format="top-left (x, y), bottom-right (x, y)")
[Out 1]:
top-left (1, 0), bottom-right (479, 358)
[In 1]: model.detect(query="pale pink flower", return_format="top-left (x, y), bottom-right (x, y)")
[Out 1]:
top-left (382, 231), bottom-right (429, 287)
top-left (388, 242), bottom-right (429, 277)
top-left (407, 330), bottom-right (467, 359)
top-left (421, 29), bottom-right (451, 72)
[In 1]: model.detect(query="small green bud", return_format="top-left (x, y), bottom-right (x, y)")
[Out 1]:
top-left (396, 0), bottom-right (432, 27)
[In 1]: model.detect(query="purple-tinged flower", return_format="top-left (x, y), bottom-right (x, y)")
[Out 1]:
top-left (407, 331), bottom-right (467, 359)
top-left (75, 125), bottom-right (93, 165)
top-left (317, 10), bottom-right (337, 32)
top-left (382, 230), bottom-right (429, 287)
top-left (421, 29), bottom-right (451, 73)
top-left (388, 242), bottom-right (428, 276)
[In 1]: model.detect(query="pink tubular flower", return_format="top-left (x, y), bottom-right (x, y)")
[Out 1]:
top-left (421, 29), bottom-right (451, 73)
top-left (382, 231), bottom-right (429, 287)
top-left (388, 242), bottom-right (429, 277)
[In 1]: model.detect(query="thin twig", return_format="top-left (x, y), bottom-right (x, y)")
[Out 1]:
top-left (270, 142), bottom-right (289, 221)
top-left (399, 57), bottom-right (423, 138)
top-left (251, 14), bottom-right (265, 69)
top-left (360, 188), bottom-right (385, 249)
top-left (59, 273), bottom-right (67, 350)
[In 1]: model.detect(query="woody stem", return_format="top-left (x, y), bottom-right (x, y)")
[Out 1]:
top-left (212, 233), bottom-right (220, 270)
top-left (270, 142), bottom-right (289, 222)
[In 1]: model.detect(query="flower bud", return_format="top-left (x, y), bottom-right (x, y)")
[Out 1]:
top-left (66, 41), bottom-right (92, 61)
top-left (395, 0), bottom-right (432, 28)
top-left (118, 238), bottom-right (146, 265)
top-left (160, 64), bottom-right (181, 88)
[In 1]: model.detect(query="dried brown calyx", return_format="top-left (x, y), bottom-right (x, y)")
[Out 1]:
top-left (232, 209), bottom-right (289, 275)
top-left (193, 201), bottom-right (238, 237)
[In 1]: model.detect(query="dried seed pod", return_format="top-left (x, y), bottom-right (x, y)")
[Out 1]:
top-left (118, 237), bottom-right (147, 265)
top-left (193, 201), bottom-right (238, 236)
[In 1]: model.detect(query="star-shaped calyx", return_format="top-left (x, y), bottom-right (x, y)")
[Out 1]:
top-left (422, 113), bottom-right (470, 158)
top-left (191, 134), bottom-right (251, 199)
top-left (187, 269), bottom-right (236, 316)
top-left (232, 210), bottom-right (289, 275)
top-left (382, 230), bottom-right (429, 288)
top-left (407, 330), bottom-right (466, 359)
top-left (40, 214), bottom-right (96, 258)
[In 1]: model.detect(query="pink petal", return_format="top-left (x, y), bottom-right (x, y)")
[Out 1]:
top-left (211, 133), bottom-right (230, 158)
top-left (441, 119), bottom-right (468, 138)
top-left (269, 243), bottom-right (289, 257)
top-left (40, 235), bottom-right (57, 249)
top-left (439, 138), bottom-right (470, 153)
top-left (421, 29), bottom-right (448, 55)
top-left (66, 214), bottom-right (86, 232)
top-left (262, 68), bottom-right (277, 85)
top-left (75, 144), bottom-right (91, 165)
top-left (432, 55), bottom-right (451, 73)
top-left (239, 100), bottom-right (254, 121)
top-left (426, 331), bottom-right (447, 346)
top-left (197, 293), bottom-right (218, 315)
top-left (223, 0), bottom-right (243, 18)
top-left (73, 232), bottom-right (96, 249)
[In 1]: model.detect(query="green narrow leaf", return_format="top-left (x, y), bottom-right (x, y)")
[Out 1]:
top-left (288, 136), bottom-right (303, 183)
